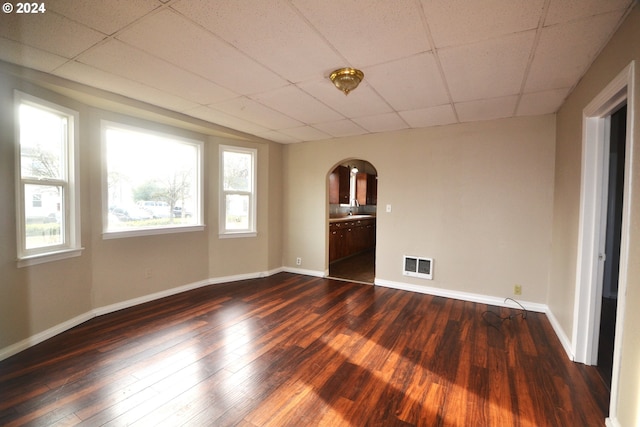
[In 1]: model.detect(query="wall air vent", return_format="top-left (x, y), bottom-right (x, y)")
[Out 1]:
top-left (403, 256), bottom-right (433, 280)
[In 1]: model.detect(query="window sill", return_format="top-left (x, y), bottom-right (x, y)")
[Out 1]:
top-left (17, 247), bottom-right (84, 268)
top-left (219, 231), bottom-right (257, 239)
top-left (103, 225), bottom-right (205, 240)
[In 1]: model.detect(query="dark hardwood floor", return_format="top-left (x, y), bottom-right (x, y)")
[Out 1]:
top-left (0, 273), bottom-right (609, 426)
top-left (329, 249), bottom-right (375, 284)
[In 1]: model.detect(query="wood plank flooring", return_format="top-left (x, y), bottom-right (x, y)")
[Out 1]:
top-left (0, 273), bottom-right (609, 426)
top-left (329, 249), bottom-right (376, 284)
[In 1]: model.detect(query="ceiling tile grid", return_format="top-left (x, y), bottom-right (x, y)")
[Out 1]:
top-left (0, 10), bottom-right (106, 58)
top-left (0, 0), bottom-right (634, 143)
top-left (291, 0), bottom-right (432, 67)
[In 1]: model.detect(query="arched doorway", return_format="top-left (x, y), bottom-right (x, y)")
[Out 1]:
top-left (327, 159), bottom-right (377, 284)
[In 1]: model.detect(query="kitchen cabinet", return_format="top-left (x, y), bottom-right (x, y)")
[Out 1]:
top-left (329, 217), bottom-right (376, 263)
top-left (356, 172), bottom-right (377, 205)
top-left (329, 166), bottom-right (350, 204)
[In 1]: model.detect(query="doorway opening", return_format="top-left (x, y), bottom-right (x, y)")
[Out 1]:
top-left (573, 61), bottom-right (634, 423)
top-left (327, 159), bottom-right (377, 284)
top-left (596, 103), bottom-right (626, 389)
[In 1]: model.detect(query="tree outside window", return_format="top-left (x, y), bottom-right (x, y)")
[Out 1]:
top-left (15, 91), bottom-right (81, 265)
top-left (103, 122), bottom-right (202, 235)
top-left (220, 145), bottom-right (256, 237)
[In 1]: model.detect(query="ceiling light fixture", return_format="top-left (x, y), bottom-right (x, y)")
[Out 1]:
top-left (330, 67), bottom-right (364, 95)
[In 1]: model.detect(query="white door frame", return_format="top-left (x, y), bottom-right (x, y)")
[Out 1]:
top-left (572, 61), bottom-right (635, 424)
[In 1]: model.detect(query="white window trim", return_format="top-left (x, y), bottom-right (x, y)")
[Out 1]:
top-left (101, 120), bottom-right (204, 239)
top-left (14, 91), bottom-right (83, 267)
top-left (219, 145), bottom-right (257, 238)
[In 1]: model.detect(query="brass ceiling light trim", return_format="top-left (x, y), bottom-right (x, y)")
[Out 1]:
top-left (330, 67), bottom-right (364, 95)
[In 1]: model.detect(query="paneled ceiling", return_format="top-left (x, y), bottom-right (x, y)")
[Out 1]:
top-left (0, 0), bottom-right (635, 143)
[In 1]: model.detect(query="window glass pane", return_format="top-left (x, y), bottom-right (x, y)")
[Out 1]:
top-left (223, 151), bottom-right (252, 191)
top-left (19, 104), bottom-right (66, 180)
top-left (24, 184), bottom-right (63, 249)
top-left (225, 194), bottom-right (249, 230)
top-left (105, 126), bottom-right (200, 232)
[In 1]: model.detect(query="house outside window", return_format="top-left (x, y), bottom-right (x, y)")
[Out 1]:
top-left (102, 121), bottom-right (203, 238)
top-left (219, 145), bottom-right (256, 238)
top-left (15, 91), bottom-right (81, 266)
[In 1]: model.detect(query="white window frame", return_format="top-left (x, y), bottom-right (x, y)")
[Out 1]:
top-left (101, 120), bottom-right (204, 239)
top-left (15, 91), bottom-right (82, 267)
top-left (219, 145), bottom-right (257, 238)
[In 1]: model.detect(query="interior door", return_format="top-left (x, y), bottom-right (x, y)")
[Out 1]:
top-left (596, 104), bottom-right (626, 389)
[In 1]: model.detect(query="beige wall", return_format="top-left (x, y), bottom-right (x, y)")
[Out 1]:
top-left (1, 6), bottom-right (638, 423)
top-left (207, 137), bottom-right (283, 278)
top-left (0, 76), bottom-right (93, 348)
top-left (283, 115), bottom-right (556, 303)
top-left (550, 6), bottom-right (640, 425)
top-left (0, 69), bottom-right (282, 352)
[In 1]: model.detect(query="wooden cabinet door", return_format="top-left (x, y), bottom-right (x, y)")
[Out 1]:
top-left (356, 172), bottom-right (377, 205)
top-left (329, 229), bottom-right (339, 262)
top-left (366, 174), bottom-right (377, 205)
top-left (330, 166), bottom-right (350, 204)
top-left (356, 173), bottom-right (367, 205)
top-left (329, 169), bottom-right (339, 204)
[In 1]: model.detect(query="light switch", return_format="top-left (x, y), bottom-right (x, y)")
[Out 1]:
top-left (386, 204), bottom-right (392, 213)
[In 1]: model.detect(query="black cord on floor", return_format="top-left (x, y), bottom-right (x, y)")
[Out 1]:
top-left (481, 297), bottom-right (528, 331)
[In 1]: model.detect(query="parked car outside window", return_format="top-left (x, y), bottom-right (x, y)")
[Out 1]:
top-left (137, 200), bottom-right (171, 218)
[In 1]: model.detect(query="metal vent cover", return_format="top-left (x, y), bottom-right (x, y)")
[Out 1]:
top-left (403, 255), bottom-right (433, 280)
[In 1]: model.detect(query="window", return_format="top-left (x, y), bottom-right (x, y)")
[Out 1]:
top-left (103, 122), bottom-right (203, 238)
top-left (219, 145), bottom-right (256, 237)
top-left (15, 92), bottom-right (81, 266)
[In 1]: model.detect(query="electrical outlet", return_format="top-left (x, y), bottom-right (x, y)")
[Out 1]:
top-left (145, 268), bottom-right (153, 279)
top-left (514, 284), bottom-right (522, 296)
top-left (296, 257), bottom-right (302, 266)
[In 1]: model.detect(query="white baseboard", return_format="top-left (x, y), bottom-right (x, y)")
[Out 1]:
top-left (282, 266), bottom-right (325, 277)
top-left (605, 417), bottom-right (621, 427)
top-left (375, 278), bottom-right (581, 363)
top-left (0, 268), bottom-right (285, 362)
top-left (544, 306), bottom-right (575, 361)
top-left (92, 278), bottom-right (214, 317)
top-left (374, 278), bottom-right (547, 313)
top-left (1, 271), bottom-right (576, 367)
top-left (0, 311), bottom-right (95, 362)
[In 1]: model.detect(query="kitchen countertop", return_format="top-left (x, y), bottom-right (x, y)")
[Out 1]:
top-left (329, 215), bottom-right (376, 223)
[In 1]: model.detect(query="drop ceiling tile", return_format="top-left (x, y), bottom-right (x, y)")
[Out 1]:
top-left (545, 0), bottom-right (632, 26)
top-left (353, 112), bottom-right (409, 133)
top-left (184, 106), bottom-right (271, 136)
top-left (279, 126), bottom-right (332, 141)
top-left (516, 88), bottom-right (570, 116)
top-left (298, 78), bottom-right (393, 118)
top-left (251, 85), bottom-right (343, 124)
top-left (171, 0), bottom-right (343, 83)
top-left (0, 11), bottom-right (105, 58)
top-left (54, 60), bottom-right (200, 112)
top-left (525, 11), bottom-right (626, 92)
top-left (439, 31), bottom-right (535, 102)
top-left (313, 120), bottom-right (368, 138)
top-left (46, 0), bottom-right (160, 35)
top-left (422, 0), bottom-right (544, 48)
top-left (399, 104), bottom-right (458, 128)
top-left (366, 52), bottom-right (449, 111)
top-left (117, 9), bottom-right (287, 95)
top-left (455, 96), bottom-right (518, 122)
top-left (292, 0), bottom-right (430, 66)
top-left (255, 130), bottom-right (302, 144)
top-left (76, 39), bottom-right (237, 105)
top-left (208, 97), bottom-right (303, 130)
top-left (0, 38), bottom-right (69, 72)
